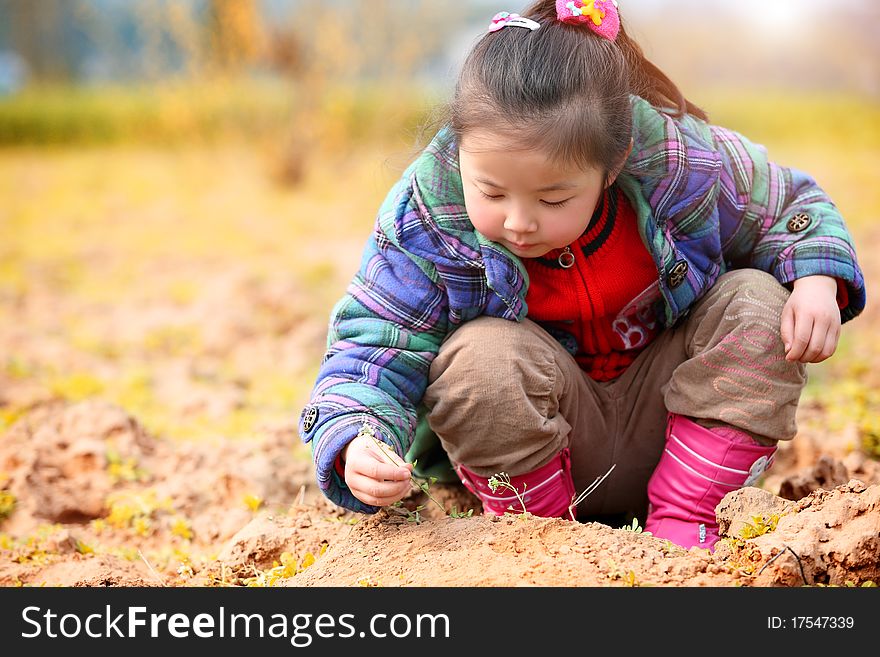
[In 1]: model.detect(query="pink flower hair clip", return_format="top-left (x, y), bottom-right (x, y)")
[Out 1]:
top-left (555, 0), bottom-right (620, 41)
top-left (488, 11), bottom-right (542, 33)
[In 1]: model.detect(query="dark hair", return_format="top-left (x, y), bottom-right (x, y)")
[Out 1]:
top-left (450, 0), bottom-right (706, 176)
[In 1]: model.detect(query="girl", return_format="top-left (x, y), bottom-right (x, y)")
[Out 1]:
top-left (298, 0), bottom-right (865, 551)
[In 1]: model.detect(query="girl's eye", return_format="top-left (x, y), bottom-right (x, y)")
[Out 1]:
top-left (542, 198), bottom-right (572, 208)
top-left (478, 189), bottom-right (503, 201)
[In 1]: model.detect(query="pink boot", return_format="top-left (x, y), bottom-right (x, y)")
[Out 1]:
top-left (455, 448), bottom-right (576, 520)
top-left (644, 413), bottom-right (776, 551)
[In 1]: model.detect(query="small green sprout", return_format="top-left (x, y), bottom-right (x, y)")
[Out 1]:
top-left (619, 518), bottom-right (651, 535)
top-left (487, 472), bottom-right (527, 514)
top-left (106, 447), bottom-right (147, 483)
top-left (739, 514), bottom-right (780, 539)
top-left (390, 501), bottom-right (425, 524)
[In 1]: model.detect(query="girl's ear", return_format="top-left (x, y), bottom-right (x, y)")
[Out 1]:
top-left (604, 138), bottom-right (634, 188)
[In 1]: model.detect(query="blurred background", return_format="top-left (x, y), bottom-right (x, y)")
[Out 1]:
top-left (1, 0), bottom-right (878, 457)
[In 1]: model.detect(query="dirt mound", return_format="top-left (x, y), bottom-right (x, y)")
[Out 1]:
top-left (1, 402), bottom-right (878, 587)
top-left (1, 400), bottom-right (156, 528)
top-left (722, 480), bottom-right (880, 587)
top-left (777, 451), bottom-right (880, 501)
top-left (273, 481), bottom-right (879, 588)
top-left (0, 401), bottom-right (314, 587)
top-left (26, 554), bottom-right (156, 587)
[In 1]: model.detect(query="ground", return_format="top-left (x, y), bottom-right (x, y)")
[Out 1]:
top-left (0, 398), bottom-right (878, 587)
top-left (1, 144), bottom-right (879, 587)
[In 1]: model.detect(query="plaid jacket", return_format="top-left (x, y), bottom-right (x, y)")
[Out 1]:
top-left (300, 95), bottom-right (866, 512)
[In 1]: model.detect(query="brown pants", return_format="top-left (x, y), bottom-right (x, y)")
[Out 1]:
top-left (423, 269), bottom-right (807, 520)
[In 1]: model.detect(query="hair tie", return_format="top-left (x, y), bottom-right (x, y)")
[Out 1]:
top-left (488, 11), bottom-right (541, 33)
top-left (555, 0), bottom-right (620, 41)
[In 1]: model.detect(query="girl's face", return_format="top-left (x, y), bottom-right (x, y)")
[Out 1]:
top-left (459, 129), bottom-right (607, 258)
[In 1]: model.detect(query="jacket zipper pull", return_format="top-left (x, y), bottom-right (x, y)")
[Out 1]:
top-left (558, 246), bottom-right (575, 269)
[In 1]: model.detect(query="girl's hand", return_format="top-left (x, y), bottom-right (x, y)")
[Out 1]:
top-left (780, 275), bottom-right (841, 364)
top-left (342, 433), bottom-right (413, 508)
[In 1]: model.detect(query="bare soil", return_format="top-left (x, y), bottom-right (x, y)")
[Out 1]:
top-left (2, 210), bottom-right (878, 588)
top-left (1, 399), bottom-right (878, 588)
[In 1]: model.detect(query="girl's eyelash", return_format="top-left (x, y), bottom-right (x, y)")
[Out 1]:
top-left (477, 189), bottom-right (571, 208)
top-left (542, 199), bottom-right (571, 208)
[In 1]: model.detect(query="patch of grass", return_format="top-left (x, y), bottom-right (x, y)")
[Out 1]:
top-left (3, 524), bottom-right (67, 566)
top-left (106, 447), bottom-right (148, 484)
top-left (111, 370), bottom-right (156, 415)
top-left (104, 489), bottom-right (175, 537)
top-left (169, 517), bottom-right (193, 541)
top-left (0, 490), bottom-right (16, 522)
top-left (203, 543), bottom-right (328, 587)
top-left (0, 407), bottom-right (26, 433)
top-left (0, 80), bottom-right (292, 146)
top-left (0, 80), bottom-right (433, 150)
top-left (48, 371), bottom-right (105, 401)
top-left (739, 514), bottom-right (781, 540)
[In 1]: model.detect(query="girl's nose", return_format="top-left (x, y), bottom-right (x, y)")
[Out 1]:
top-left (503, 208), bottom-right (537, 234)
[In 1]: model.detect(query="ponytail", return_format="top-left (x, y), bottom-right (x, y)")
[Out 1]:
top-left (523, 0), bottom-right (707, 120)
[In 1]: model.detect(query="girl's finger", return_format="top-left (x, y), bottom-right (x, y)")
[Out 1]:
top-left (818, 325), bottom-right (840, 363)
top-left (800, 325), bottom-right (827, 363)
top-left (785, 313), bottom-right (813, 362)
top-left (351, 455), bottom-right (412, 483)
top-left (780, 301), bottom-right (795, 352)
top-left (349, 441), bottom-right (412, 480)
top-left (797, 312), bottom-right (829, 363)
top-left (347, 473), bottom-right (412, 507)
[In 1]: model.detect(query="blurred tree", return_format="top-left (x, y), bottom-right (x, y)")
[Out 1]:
top-left (206, 0), bottom-right (266, 72)
top-left (265, 27), bottom-right (303, 79)
top-left (271, 0), bottom-right (463, 186)
top-left (5, 0), bottom-right (74, 81)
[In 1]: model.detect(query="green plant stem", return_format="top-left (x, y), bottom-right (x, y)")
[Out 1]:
top-left (488, 473), bottom-right (528, 513)
top-left (359, 422), bottom-right (446, 514)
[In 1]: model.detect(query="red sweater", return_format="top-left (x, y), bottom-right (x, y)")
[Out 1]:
top-left (524, 187), bottom-right (660, 381)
